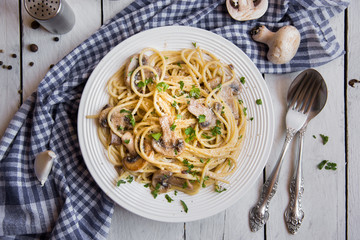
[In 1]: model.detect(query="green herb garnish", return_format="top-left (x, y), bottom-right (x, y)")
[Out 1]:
top-left (151, 132), bottom-right (162, 141)
top-left (124, 139), bottom-right (130, 144)
top-left (144, 183), bottom-right (150, 188)
top-left (201, 134), bottom-right (211, 139)
top-left (174, 190), bottom-right (178, 196)
top-left (120, 109), bottom-right (131, 114)
top-left (116, 180), bottom-right (126, 186)
top-left (250, 117), bottom-right (254, 121)
top-left (320, 134), bottom-right (329, 145)
top-left (171, 101), bottom-right (178, 108)
top-left (179, 81), bottom-right (184, 91)
top-left (243, 107), bottom-right (247, 116)
top-left (185, 127), bottom-right (196, 143)
top-left (165, 194), bottom-right (174, 203)
top-left (215, 185), bottom-right (227, 193)
top-left (117, 126), bottom-right (124, 131)
top-left (256, 99), bottom-right (262, 105)
top-left (151, 183), bottom-right (161, 199)
top-left (240, 76), bottom-right (245, 84)
top-left (126, 175), bottom-right (133, 183)
top-left (313, 135), bottom-right (317, 139)
top-left (198, 114), bottom-right (206, 123)
top-left (126, 114), bottom-right (136, 127)
top-left (211, 126), bottom-right (221, 136)
top-left (183, 159), bottom-right (194, 173)
top-left (180, 200), bottom-right (188, 213)
top-left (192, 42), bottom-right (197, 48)
top-left (170, 123), bottom-right (176, 131)
top-left (317, 160), bottom-right (328, 170)
top-left (156, 82), bottom-right (169, 92)
top-left (189, 85), bottom-right (200, 99)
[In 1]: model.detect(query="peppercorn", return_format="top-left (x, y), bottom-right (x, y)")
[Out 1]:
top-left (53, 37), bottom-right (59, 42)
top-left (11, 53), bottom-right (17, 58)
top-left (49, 64), bottom-right (54, 68)
top-left (29, 62), bottom-right (34, 66)
top-left (0, 61), bottom-right (3, 66)
top-left (7, 65), bottom-right (12, 70)
top-left (29, 44), bottom-right (38, 52)
top-left (31, 21), bottom-right (40, 29)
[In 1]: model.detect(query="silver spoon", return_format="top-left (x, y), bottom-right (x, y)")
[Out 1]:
top-left (284, 69), bottom-right (328, 234)
top-left (249, 69), bottom-right (323, 232)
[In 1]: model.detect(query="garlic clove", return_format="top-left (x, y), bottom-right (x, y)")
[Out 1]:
top-left (34, 150), bottom-right (56, 186)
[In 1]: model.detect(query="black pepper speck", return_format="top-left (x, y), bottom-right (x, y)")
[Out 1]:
top-left (7, 65), bottom-right (12, 70)
top-left (0, 61), bottom-right (3, 66)
top-left (29, 44), bottom-right (38, 52)
top-left (53, 37), bottom-right (59, 42)
top-left (50, 64), bottom-right (54, 68)
top-left (11, 54), bottom-right (17, 58)
top-left (29, 62), bottom-right (34, 66)
top-left (31, 21), bottom-right (40, 29)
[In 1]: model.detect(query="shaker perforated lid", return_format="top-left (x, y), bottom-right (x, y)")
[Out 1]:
top-left (24, 0), bottom-right (61, 20)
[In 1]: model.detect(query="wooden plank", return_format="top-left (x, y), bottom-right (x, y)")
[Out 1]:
top-left (0, 0), bottom-right (21, 138)
top-left (347, 2), bottom-right (360, 239)
top-left (21, 0), bottom-right (102, 101)
top-left (265, 13), bottom-right (346, 240)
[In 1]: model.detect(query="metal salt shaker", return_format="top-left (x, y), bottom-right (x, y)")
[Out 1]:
top-left (24, 0), bottom-right (75, 34)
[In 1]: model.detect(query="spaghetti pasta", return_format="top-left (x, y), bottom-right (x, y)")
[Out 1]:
top-left (91, 46), bottom-right (247, 196)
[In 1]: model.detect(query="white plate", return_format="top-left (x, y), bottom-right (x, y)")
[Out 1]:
top-left (77, 26), bottom-right (274, 222)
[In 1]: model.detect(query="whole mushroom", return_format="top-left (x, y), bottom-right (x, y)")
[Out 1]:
top-left (226, 0), bottom-right (268, 21)
top-left (251, 25), bottom-right (301, 64)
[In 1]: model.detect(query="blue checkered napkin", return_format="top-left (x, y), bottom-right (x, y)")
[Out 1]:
top-left (0, 0), bottom-right (349, 239)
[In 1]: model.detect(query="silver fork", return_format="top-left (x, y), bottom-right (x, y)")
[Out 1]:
top-left (249, 70), bottom-right (321, 232)
top-left (284, 69), bottom-right (326, 234)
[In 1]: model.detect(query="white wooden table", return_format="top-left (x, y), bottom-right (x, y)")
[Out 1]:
top-left (1, 1), bottom-right (359, 239)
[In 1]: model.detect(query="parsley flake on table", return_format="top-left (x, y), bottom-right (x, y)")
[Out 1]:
top-left (320, 134), bottom-right (329, 145)
top-left (180, 200), bottom-right (188, 213)
top-left (151, 132), bottom-right (162, 141)
top-left (318, 160), bottom-right (337, 170)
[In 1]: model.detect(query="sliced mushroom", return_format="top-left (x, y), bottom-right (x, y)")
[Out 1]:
top-left (188, 99), bottom-right (217, 130)
top-left (219, 81), bottom-right (243, 119)
top-left (151, 170), bottom-right (193, 193)
top-left (124, 54), bottom-right (149, 89)
top-left (208, 76), bottom-right (222, 89)
top-left (108, 110), bottom-right (134, 135)
top-left (99, 104), bottom-right (112, 128)
top-left (226, 0), bottom-right (268, 21)
top-left (151, 115), bottom-right (185, 157)
top-left (121, 132), bottom-right (147, 172)
top-left (122, 155), bottom-right (147, 172)
top-left (110, 130), bottom-right (122, 145)
top-left (251, 25), bottom-right (301, 64)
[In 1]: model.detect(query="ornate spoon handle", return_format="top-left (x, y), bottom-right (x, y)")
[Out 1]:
top-left (249, 128), bottom-right (297, 232)
top-left (284, 128), bottom-right (305, 234)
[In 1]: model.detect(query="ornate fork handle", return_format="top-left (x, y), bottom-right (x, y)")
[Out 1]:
top-left (249, 128), bottom-right (297, 232)
top-left (284, 128), bottom-right (306, 234)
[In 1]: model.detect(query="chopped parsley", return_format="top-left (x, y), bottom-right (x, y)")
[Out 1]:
top-left (179, 81), bottom-right (184, 91)
top-left (192, 42), bottom-right (197, 48)
top-left (240, 76), bottom-right (245, 84)
top-left (256, 99), bottom-right (263, 105)
top-left (202, 176), bottom-right (210, 188)
top-left (126, 114), bottom-right (136, 127)
top-left (128, 70), bottom-right (134, 77)
top-left (184, 127), bottom-right (196, 143)
top-left (216, 84), bottom-right (222, 90)
top-left (174, 190), bottom-right (178, 196)
top-left (189, 85), bottom-right (200, 99)
top-left (156, 82), bottom-right (169, 92)
top-left (171, 101), bottom-right (178, 108)
top-left (164, 56), bottom-right (168, 59)
top-left (198, 114), bottom-right (206, 123)
top-left (116, 180), bottom-right (126, 186)
top-left (180, 200), bottom-right (188, 213)
top-left (137, 77), bottom-right (153, 88)
top-left (228, 159), bottom-right (231, 167)
top-left (243, 107), bottom-right (247, 116)
top-left (176, 114), bottom-right (182, 119)
top-left (320, 134), bottom-right (329, 145)
top-left (313, 135), bottom-right (317, 139)
top-left (151, 132), bottom-right (162, 141)
top-left (170, 123), bottom-right (176, 131)
top-left (238, 99), bottom-right (243, 104)
top-left (124, 139), bottom-right (130, 144)
top-left (177, 62), bottom-right (182, 68)
top-left (117, 126), bottom-right (124, 131)
top-left (183, 159), bottom-right (194, 173)
top-left (215, 185), bottom-right (227, 193)
top-left (211, 126), bottom-right (221, 136)
top-left (174, 149), bottom-right (178, 155)
top-left (151, 183), bottom-right (161, 199)
top-left (201, 134), bottom-right (211, 139)
top-left (318, 160), bottom-right (337, 170)
top-left (250, 117), bottom-right (254, 121)
top-left (126, 175), bottom-right (133, 183)
top-left (144, 183), bottom-right (150, 188)
top-left (165, 194), bottom-right (174, 203)
top-left (182, 181), bottom-right (188, 189)
top-left (120, 109), bottom-right (131, 114)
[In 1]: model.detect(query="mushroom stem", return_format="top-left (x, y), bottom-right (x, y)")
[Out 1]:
top-left (227, 0), bottom-right (268, 21)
